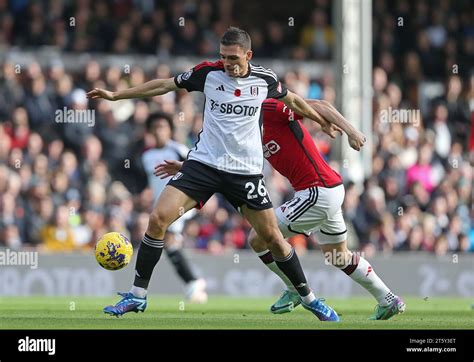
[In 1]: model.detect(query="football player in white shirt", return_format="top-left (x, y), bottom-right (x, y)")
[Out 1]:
top-left (88, 27), bottom-right (364, 320)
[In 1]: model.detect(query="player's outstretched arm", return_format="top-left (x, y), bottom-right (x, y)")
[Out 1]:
top-left (86, 78), bottom-right (178, 101)
top-left (281, 92), bottom-right (366, 151)
top-left (297, 97), bottom-right (366, 151)
top-left (306, 99), bottom-right (353, 135)
top-left (281, 91), bottom-right (327, 126)
top-left (305, 99), bottom-right (367, 151)
top-left (281, 91), bottom-right (343, 138)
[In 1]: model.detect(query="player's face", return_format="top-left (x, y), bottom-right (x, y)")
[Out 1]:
top-left (219, 44), bottom-right (252, 77)
top-left (150, 119), bottom-right (171, 146)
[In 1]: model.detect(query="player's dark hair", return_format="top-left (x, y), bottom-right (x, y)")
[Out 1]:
top-left (220, 26), bottom-right (251, 50)
top-left (146, 112), bottom-right (174, 132)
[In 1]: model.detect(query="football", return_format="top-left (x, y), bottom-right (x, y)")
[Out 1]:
top-left (95, 232), bottom-right (133, 271)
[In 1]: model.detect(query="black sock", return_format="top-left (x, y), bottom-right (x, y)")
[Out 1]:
top-left (257, 250), bottom-right (275, 265)
top-left (274, 248), bottom-right (311, 296)
top-left (341, 253), bottom-right (360, 275)
top-left (133, 234), bottom-right (164, 288)
top-left (166, 248), bottom-right (196, 283)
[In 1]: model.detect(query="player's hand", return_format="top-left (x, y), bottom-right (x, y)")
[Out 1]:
top-left (347, 129), bottom-right (367, 151)
top-left (86, 88), bottom-right (116, 101)
top-left (321, 122), bottom-right (343, 139)
top-left (153, 160), bottom-right (183, 179)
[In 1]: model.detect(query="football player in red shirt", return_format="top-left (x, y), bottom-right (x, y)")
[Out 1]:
top-left (252, 99), bottom-right (405, 320)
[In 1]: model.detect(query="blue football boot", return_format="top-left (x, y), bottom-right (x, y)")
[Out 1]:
top-left (103, 292), bottom-right (147, 317)
top-left (301, 298), bottom-right (340, 322)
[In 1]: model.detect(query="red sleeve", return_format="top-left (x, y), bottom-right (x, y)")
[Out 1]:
top-left (262, 99), bottom-right (304, 124)
top-left (276, 100), bottom-right (304, 122)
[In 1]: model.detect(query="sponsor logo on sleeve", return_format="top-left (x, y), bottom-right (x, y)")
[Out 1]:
top-left (177, 69), bottom-right (193, 84)
top-left (182, 70), bottom-right (193, 80)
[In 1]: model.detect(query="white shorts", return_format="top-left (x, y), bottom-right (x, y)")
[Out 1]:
top-left (275, 184), bottom-right (347, 245)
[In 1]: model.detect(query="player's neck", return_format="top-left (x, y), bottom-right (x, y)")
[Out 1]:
top-left (237, 62), bottom-right (250, 77)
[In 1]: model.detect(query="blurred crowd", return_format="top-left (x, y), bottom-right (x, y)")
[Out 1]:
top-left (1, 0), bottom-right (471, 64)
top-left (0, 0), bottom-right (473, 255)
top-left (0, 0), bottom-right (333, 60)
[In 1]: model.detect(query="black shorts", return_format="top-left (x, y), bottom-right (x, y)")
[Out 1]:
top-left (167, 160), bottom-right (273, 211)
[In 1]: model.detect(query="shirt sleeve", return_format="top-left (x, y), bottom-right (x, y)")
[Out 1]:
top-left (276, 100), bottom-right (303, 123)
top-left (266, 76), bottom-right (288, 99)
top-left (174, 61), bottom-right (214, 92)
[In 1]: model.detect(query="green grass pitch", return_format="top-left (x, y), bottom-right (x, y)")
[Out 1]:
top-left (0, 296), bottom-right (472, 329)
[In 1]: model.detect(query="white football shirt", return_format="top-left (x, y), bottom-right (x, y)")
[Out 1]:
top-left (174, 60), bottom-right (287, 175)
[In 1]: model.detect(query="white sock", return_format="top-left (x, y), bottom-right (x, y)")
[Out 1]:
top-left (130, 286), bottom-right (147, 298)
top-left (300, 291), bottom-right (316, 304)
top-left (340, 254), bottom-right (392, 306)
top-left (256, 250), bottom-right (297, 292)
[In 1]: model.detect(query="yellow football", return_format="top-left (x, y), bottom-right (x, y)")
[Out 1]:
top-left (95, 232), bottom-right (133, 271)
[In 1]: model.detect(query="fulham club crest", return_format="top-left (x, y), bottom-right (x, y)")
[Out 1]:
top-left (250, 86), bottom-right (259, 97)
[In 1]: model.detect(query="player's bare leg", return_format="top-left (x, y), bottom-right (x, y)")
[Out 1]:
top-left (133, 185), bottom-right (197, 293)
top-left (242, 206), bottom-right (339, 321)
top-left (145, 186), bottom-right (197, 238)
top-left (104, 186), bottom-right (197, 316)
top-left (320, 241), bottom-right (406, 320)
top-left (248, 228), bottom-right (301, 313)
top-left (242, 207), bottom-right (291, 257)
top-left (248, 229), bottom-right (296, 291)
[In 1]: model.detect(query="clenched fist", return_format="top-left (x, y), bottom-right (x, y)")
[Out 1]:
top-left (348, 129), bottom-right (367, 151)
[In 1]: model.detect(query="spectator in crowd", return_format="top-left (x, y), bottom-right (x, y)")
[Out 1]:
top-left (39, 205), bottom-right (79, 251)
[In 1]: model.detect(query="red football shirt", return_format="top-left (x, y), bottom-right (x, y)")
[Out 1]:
top-left (261, 99), bottom-right (342, 190)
